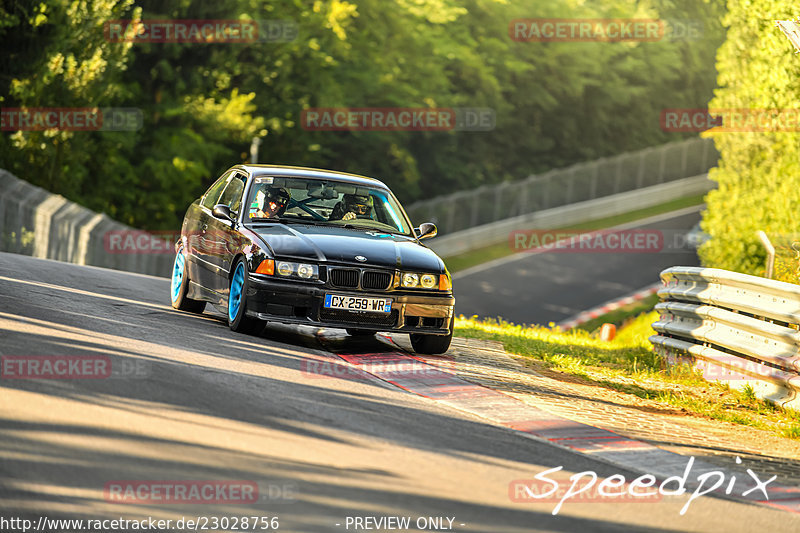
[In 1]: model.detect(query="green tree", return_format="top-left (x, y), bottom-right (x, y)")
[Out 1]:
top-left (698, 0), bottom-right (800, 276)
top-left (0, 0), bottom-right (138, 198)
top-left (1, 0), bottom-right (727, 231)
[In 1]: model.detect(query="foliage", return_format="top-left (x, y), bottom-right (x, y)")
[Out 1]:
top-left (1, 0), bottom-right (726, 230)
top-left (699, 0), bottom-right (800, 275)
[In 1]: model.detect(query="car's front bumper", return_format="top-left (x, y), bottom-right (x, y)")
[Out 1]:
top-left (245, 275), bottom-right (454, 335)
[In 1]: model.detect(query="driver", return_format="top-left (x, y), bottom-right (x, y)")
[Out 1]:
top-left (250, 186), bottom-right (291, 219)
top-left (329, 193), bottom-right (373, 221)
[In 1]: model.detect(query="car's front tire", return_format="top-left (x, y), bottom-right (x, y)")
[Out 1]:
top-left (170, 245), bottom-right (206, 313)
top-left (409, 316), bottom-right (453, 355)
top-left (228, 258), bottom-right (264, 335)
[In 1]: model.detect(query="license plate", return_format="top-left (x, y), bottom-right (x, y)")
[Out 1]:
top-left (324, 294), bottom-right (392, 313)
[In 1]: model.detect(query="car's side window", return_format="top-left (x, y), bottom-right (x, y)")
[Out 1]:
top-left (217, 172), bottom-right (247, 213)
top-left (200, 171), bottom-right (233, 210)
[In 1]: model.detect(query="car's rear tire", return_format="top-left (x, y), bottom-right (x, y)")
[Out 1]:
top-left (409, 316), bottom-right (453, 355)
top-left (170, 245), bottom-right (206, 313)
top-left (228, 258), bottom-right (264, 335)
top-left (346, 328), bottom-right (374, 337)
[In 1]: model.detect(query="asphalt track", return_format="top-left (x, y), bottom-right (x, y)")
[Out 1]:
top-left (452, 207), bottom-right (703, 326)
top-left (1, 251), bottom-right (798, 532)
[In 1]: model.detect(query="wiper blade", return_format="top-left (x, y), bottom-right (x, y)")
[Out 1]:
top-left (277, 217), bottom-right (326, 224)
top-left (340, 223), bottom-right (405, 235)
top-left (250, 217), bottom-right (323, 224)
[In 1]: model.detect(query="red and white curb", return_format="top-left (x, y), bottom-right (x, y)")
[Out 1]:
top-left (315, 330), bottom-right (800, 514)
top-left (557, 282), bottom-right (662, 330)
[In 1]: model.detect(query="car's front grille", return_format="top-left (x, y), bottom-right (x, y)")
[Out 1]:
top-left (362, 270), bottom-right (392, 290)
top-left (328, 268), bottom-right (393, 290)
top-left (319, 309), bottom-right (399, 327)
top-left (329, 268), bottom-right (359, 288)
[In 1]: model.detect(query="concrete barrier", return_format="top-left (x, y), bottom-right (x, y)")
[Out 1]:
top-left (0, 169), bottom-right (173, 277)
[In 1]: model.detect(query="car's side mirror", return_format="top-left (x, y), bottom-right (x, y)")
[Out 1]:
top-left (212, 204), bottom-right (236, 224)
top-left (416, 222), bottom-right (438, 240)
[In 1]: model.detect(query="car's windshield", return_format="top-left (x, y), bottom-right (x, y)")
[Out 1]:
top-left (245, 176), bottom-right (414, 235)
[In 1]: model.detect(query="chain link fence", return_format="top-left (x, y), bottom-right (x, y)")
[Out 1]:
top-left (405, 137), bottom-right (718, 234)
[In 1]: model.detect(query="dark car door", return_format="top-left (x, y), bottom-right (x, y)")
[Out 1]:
top-left (204, 171), bottom-right (248, 293)
top-left (193, 170), bottom-right (234, 289)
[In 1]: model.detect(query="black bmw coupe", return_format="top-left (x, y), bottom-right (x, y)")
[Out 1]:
top-left (170, 165), bottom-right (455, 354)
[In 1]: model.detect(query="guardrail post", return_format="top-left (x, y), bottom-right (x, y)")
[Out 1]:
top-left (542, 173), bottom-right (552, 210)
top-left (701, 136), bottom-right (712, 171)
top-left (470, 187), bottom-right (481, 227)
top-left (757, 230), bottom-right (776, 279)
top-left (590, 162), bottom-right (599, 199)
top-left (636, 149), bottom-right (647, 188)
top-left (566, 169), bottom-right (575, 203)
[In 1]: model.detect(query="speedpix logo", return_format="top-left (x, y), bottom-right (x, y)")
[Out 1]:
top-left (511, 458), bottom-right (776, 516)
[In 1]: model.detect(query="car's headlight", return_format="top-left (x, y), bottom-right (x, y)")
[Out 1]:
top-left (277, 261), bottom-right (294, 276)
top-left (402, 273), bottom-right (419, 288)
top-left (297, 264), bottom-right (315, 279)
top-left (420, 274), bottom-right (437, 289)
top-left (400, 271), bottom-right (448, 290)
top-left (256, 259), bottom-right (318, 280)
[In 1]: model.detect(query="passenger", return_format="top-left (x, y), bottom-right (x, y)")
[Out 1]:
top-left (329, 193), bottom-right (373, 221)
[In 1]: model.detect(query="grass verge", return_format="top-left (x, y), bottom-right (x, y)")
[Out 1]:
top-left (455, 313), bottom-right (800, 440)
top-left (444, 193), bottom-right (705, 273)
top-left (575, 293), bottom-right (661, 333)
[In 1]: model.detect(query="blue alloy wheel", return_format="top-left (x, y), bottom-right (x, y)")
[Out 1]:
top-left (170, 245), bottom-right (205, 313)
top-left (171, 250), bottom-right (185, 304)
top-left (229, 262), bottom-right (245, 322)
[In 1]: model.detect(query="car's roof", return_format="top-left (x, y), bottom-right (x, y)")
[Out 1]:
top-left (235, 164), bottom-right (390, 190)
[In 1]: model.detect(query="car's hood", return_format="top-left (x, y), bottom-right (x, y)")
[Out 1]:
top-left (249, 223), bottom-right (444, 272)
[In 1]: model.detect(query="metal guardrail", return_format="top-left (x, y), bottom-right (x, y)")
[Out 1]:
top-left (650, 266), bottom-right (800, 411)
top-left (428, 174), bottom-right (713, 257)
top-left (406, 137), bottom-right (718, 233)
